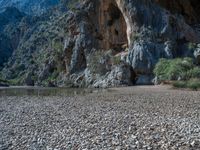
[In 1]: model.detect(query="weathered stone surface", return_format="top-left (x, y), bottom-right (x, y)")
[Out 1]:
top-left (155, 0), bottom-right (200, 24)
top-left (136, 75), bottom-right (154, 85)
top-left (24, 72), bottom-right (34, 86)
top-left (1, 0), bottom-right (200, 87)
top-left (93, 63), bottom-right (135, 88)
top-left (194, 44), bottom-right (200, 64)
top-left (63, 0), bottom-right (200, 86)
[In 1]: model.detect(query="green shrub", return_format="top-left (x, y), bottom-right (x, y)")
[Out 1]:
top-left (130, 33), bottom-right (140, 43)
top-left (173, 79), bottom-right (200, 90)
top-left (188, 42), bottom-right (197, 51)
top-left (187, 78), bottom-right (200, 90)
top-left (8, 76), bottom-right (24, 85)
top-left (154, 58), bottom-right (194, 81)
top-left (186, 67), bottom-right (200, 79)
top-left (112, 56), bottom-right (121, 65)
top-left (153, 58), bottom-right (171, 81)
top-left (87, 50), bottom-right (109, 75)
top-left (68, 0), bottom-right (80, 11)
top-left (173, 81), bottom-right (187, 88)
top-left (52, 40), bottom-right (63, 53)
top-left (169, 58), bottom-right (194, 80)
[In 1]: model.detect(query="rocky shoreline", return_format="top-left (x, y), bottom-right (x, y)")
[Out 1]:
top-left (0, 85), bottom-right (200, 149)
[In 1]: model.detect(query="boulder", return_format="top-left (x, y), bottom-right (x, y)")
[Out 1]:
top-left (93, 63), bottom-right (135, 88)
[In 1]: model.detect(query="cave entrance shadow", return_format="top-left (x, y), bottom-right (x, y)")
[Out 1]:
top-left (96, 0), bottom-right (128, 52)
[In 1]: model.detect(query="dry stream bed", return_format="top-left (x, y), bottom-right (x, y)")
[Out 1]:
top-left (0, 86), bottom-right (200, 149)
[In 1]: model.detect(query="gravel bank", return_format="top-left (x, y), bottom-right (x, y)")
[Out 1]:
top-left (0, 86), bottom-right (200, 149)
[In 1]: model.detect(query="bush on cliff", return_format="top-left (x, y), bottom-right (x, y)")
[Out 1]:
top-left (87, 50), bottom-right (111, 76)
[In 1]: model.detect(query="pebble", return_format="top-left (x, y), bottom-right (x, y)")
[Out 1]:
top-left (0, 86), bottom-right (200, 149)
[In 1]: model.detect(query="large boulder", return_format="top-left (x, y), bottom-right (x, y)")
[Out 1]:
top-left (93, 63), bottom-right (135, 88)
top-left (127, 40), bottom-right (173, 84)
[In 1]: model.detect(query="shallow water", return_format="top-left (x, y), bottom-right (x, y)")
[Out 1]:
top-left (0, 86), bottom-right (103, 96)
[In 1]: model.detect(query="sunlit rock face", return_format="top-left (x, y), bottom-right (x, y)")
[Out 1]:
top-left (64, 0), bottom-right (200, 86)
top-left (2, 0), bottom-right (200, 87)
top-left (95, 0), bottom-right (128, 50)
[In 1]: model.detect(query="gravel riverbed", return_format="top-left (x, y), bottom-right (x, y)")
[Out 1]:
top-left (0, 86), bottom-right (200, 150)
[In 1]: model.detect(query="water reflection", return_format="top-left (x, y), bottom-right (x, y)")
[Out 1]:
top-left (0, 87), bottom-right (102, 96)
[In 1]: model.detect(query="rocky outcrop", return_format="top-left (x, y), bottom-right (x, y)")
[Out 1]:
top-left (63, 0), bottom-right (200, 86)
top-left (1, 0), bottom-right (200, 87)
top-left (0, 7), bottom-right (26, 68)
top-left (93, 63), bottom-right (135, 88)
top-left (155, 0), bottom-right (200, 24)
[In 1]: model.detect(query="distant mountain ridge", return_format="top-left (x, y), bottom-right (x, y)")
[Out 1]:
top-left (0, 7), bottom-right (25, 30)
top-left (0, 7), bottom-right (26, 68)
top-left (0, 0), bottom-right (60, 15)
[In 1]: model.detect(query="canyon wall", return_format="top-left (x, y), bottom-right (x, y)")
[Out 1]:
top-left (63, 0), bottom-right (200, 87)
top-left (1, 0), bottom-right (200, 87)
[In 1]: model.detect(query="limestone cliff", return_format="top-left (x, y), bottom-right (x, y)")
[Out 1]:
top-left (63, 0), bottom-right (200, 86)
top-left (1, 0), bottom-right (200, 87)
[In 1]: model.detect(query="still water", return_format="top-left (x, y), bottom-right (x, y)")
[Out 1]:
top-left (0, 86), bottom-right (103, 96)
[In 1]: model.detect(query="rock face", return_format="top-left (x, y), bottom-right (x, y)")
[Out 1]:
top-left (1, 0), bottom-right (200, 87)
top-left (63, 0), bottom-right (200, 86)
top-left (0, 7), bottom-right (26, 68)
top-left (95, 0), bottom-right (128, 50)
top-left (155, 0), bottom-right (200, 24)
top-left (93, 63), bottom-right (135, 88)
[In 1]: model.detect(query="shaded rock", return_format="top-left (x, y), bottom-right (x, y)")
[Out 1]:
top-left (127, 40), bottom-right (172, 75)
top-left (38, 60), bottom-right (56, 81)
top-left (93, 63), bottom-right (135, 88)
top-left (0, 82), bottom-right (9, 87)
top-left (0, 7), bottom-right (26, 68)
top-left (1, 0), bottom-right (200, 87)
top-left (194, 44), bottom-right (200, 64)
top-left (24, 72), bottom-right (34, 86)
top-left (0, 0), bottom-right (60, 16)
top-left (63, 0), bottom-right (200, 86)
top-left (136, 75), bottom-right (154, 85)
top-left (152, 76), bottom-right (161, 85)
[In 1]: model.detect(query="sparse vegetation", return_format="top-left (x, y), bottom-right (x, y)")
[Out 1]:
top-left (154, 57), bottom-right (200, 90)
top-left (68, 0), bottom-right (80, 11)
top-left (111, 55), bottom-right (121, 65)
top-left (130, 33), bottom-right (140, 43)
top-left (154, 58), bottom-right (195, 81)
top-left (188, 42), bottom-right (197, 51)
top-left (173, 79), bottom-right (200, 90)
top-left (87, 50), bottom-right (110, 75)
top-left (87, 50), bottom-right (124, 75)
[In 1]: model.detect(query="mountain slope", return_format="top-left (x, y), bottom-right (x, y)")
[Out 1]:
top-left (0, 7), bottom-right (26, 68)
top-left (0, 0), bottom-right (60, 15)
top-left (0, 0), bottom-right (200, 87)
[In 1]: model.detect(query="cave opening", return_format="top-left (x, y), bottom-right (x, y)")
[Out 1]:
top-left (96, 0), bottom-right (128, 52)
